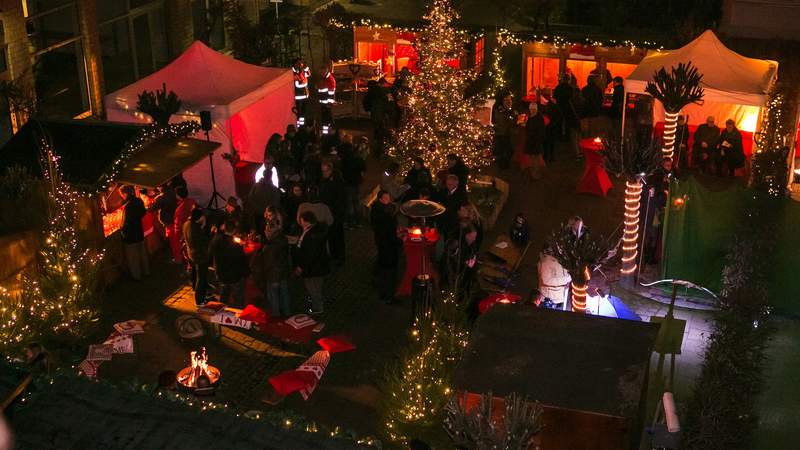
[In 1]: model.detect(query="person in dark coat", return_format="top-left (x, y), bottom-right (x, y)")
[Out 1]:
top-left (524, 102), bottom-right (547, 180)
top-left (319, 161), bottom-right (347, 263)
top-left (183, 208), bottom-right (211, 305)
top-left (437, 175), bottom-right (467, 241)
top-left (120, 185), bottom-right (149, 281)
top-left (445, 222), bottom-right (480, 304)
top-left (209, 220), bottom-right (249, 307)
top-left (445, 153), bottom-right (469, 191)
top-left (340, 135), bottom-right (366, 227)
top-left (282, 182), bottom-right (305, 235)
top-left (554, 74), bottom-right (580, 157)
top-left (404, 157), bottom-right (433, 200)
top-left (245, 155), bottom-right (282, 232)
top-left (253, 224), bottom-right (291, 317)
top-left (692, 116), bottom-right (721, 174)
top-left (716, 119), bottom-right (745, 177)
top-left (294, 211), bottom-right (330, 314)
top-left (675, 115), bottom-right (691, 170)
top-left (370, 190), bottom-right (402, 304)
top-left (608, 76), bottom-right (625, 140)
top-left (580, 75), bottom-right (604, 136)
top-left (492, 93), bottom-right (517, 169)
top-left (364, 80), bottom-right (388, 156)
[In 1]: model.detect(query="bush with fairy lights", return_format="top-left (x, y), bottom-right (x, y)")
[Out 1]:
top-left (388, 0), bottom-right (493, 175)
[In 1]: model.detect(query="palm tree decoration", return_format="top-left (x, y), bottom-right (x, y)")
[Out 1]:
top-left (606, 139), bottom-right (663, 282)
top-left (136, 83), bottom-right (181, 126)
top-left (645, 62), bottom-right (705, 159)
top-left (545, 223), bottom-right (615, 313)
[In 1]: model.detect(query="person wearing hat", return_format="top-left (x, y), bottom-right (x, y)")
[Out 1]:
top-left (183, 208), bottom-right (211, 305)
top-left (120, 185), bottom-right (149, 281)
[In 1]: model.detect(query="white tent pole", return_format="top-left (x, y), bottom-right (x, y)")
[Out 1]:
top-left (620, 86), bottom-right (627, 168)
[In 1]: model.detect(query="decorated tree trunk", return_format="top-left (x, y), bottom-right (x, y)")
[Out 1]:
top-left (661, 111), bottom-right (681, 159)
top-left (620, 177), bottom-right (644, 281)
top-left (570, 266), bottom-right (591, 313)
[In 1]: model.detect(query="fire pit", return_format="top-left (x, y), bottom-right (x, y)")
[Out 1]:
top-left (176, 347), bottom-right (221, 393)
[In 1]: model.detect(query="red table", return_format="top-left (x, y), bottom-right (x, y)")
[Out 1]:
top-left (398, 228), bottom-right (439, 296)
top-left (577, 138), bottom-right (613, 197)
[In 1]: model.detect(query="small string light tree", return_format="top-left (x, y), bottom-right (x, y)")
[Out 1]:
top-left (384, 292), bottom-right (470, 444)
top-left (645, 62), bottom-right (705, 160)
top-left (388, 0), bottom-right (492, 174)
top-left (0, 140), bottom-right (104, 355)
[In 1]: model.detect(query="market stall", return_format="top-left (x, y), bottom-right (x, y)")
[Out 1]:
top-left (104, 41), bottom-right (295, 203)
top-left (624, 30), bottom-right (778, 162)
top-left (0, 119), bottom-right (220, 281)
top-left (522, 41), bottom-right (646, 98)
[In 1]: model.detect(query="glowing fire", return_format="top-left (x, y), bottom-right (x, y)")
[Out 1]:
top-left (176, 347), bottom-right (221, 389)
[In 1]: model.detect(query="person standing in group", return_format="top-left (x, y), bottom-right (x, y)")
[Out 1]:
top-left (692, 116), bottom-right (721, 174)
top-left (149, 182), bottom-right (176, 242)
top-left (580, 74), bottom-right (604, 138)
top-left (492, 93), bottom-right (517, 169)
top-left (297, 185), bottom-right (333, 228)
top-left (283, 182), bottom-right (305, 235)
top-left (120, 185), bottom-right (149, 281)
top-left (209, 220), bottom-right (249, 307)
top-left (554, 74), bottom-right (580, 158)
top-left (370, 190), bottom-right (402, 304)
top-left (245, 155), bottom-right (282, 232)
top-left (263, 205), bottom-right (284, 240)
top-left (523, 102), bottom-right (547, 181)
top-left (319, 161), bottom-right (347, 264)
top-left (381, 162), bottom-right (410, 202)
top-left (445, 153), bottom-right (469, 190)
top-left (717, 119), bottom-right (745, 177)
top-left (364, 80), bottom-right (388, 157)
top-left (340, 135), bottom-right (366, 227)
top-left (675, 115), bottom-right (691, 170)
top-left (253, 220), bottom-right (292, 318)
top-left (608, 76), bottom-right (625, 140)
top-left (294, 211), bottom-right (330, 315)
top-left (183, 208), bottom-right (211, 306)
top-left (292, 58), bottom-right (311, 127)
top-left (404, 157), bottom-right (433, 200)
top-left (438, 175), bottom-right (467, 242)
top-left (318, 66), bottom-right (337, 135)
top-left (172, 185), bottom-right (196, 265)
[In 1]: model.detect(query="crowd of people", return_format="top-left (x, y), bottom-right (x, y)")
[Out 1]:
top-left (118, 114), bottom-right (487, 317)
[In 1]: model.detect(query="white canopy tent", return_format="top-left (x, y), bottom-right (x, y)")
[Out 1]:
top-left (625, 30), bottom-right (778, 135)
top-left (105, 41), bottom-right (294, 203)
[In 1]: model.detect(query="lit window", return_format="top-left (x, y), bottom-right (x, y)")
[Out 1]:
top-left (474, 37), bottom-right (484, 71)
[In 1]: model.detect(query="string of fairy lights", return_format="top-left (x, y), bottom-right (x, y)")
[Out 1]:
top-left (387, 0), bottom-right (492, 174)
top-left (96, 121), bottom-right (201, 192)
top-left (384, 291), bottom-right (470, 443)
top-left (0, 141), bottom-right (104, 354)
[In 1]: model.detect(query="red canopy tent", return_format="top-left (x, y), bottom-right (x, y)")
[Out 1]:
top-left (104, 41), bottom-right (294, 202)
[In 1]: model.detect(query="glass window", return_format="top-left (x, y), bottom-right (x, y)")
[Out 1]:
top-left (132, 14), bottom-right (154, 76)
top-left (33, 41), bottom-right (88, 117)
top-left (474, 37), bottom-right (484, 71)
top-left (97, 1), bottom-right (129, 22)
top-left (193, 0), bottom-right (226, 49)
top-left (149, 8), bottom-right (168, 69)
top-left (129, 0), bottom-right (158, 9)
top-left (26, 0), bottom-right (74, 16)
top-left (0, 46), bottom-right (7, 74)
top-left (27, 4), bottom-right (79, 52)
top-left (99, 20), bottom-right (135, 93)
top-left (0, 97), bottom-right (12, 147)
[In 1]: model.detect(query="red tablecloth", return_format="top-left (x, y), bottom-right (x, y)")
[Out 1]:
top-left (398, 229), bottom-right (439, 296)
top-left (577, 138), bottom-right (612, 196)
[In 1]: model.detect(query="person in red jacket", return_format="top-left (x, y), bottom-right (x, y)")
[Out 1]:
top-left (318, 66), bottom-right (336, 134)
top-left (172, 185), bottom-right (196, 265)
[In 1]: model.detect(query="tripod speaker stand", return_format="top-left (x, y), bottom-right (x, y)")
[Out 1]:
top-left (200, 110), bottom-right (226, 210)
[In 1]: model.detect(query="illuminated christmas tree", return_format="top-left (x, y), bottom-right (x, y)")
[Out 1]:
top-left (389, 0), bottom-right (492, 174)
top-left (0, 142), bottom-right (104, 354)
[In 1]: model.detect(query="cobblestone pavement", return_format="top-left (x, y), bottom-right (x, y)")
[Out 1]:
top-left (93, 140), bottom-right (734, 441)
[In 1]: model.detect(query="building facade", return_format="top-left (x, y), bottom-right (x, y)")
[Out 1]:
top-left (0, 0), bottom-right (254, 144)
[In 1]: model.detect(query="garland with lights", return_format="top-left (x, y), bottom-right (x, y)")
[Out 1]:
top-left (383, 291), bottom-right (470, 444)
top-left (6, 366), bottom-right (380, 448)
top-left (0, 143), bottom-right (104, 355)
top-left (96, 121), bottom-right (201, 191)
top-left (388, 0), bottom-right (493, 175)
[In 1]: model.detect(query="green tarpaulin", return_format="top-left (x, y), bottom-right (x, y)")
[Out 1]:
top-left (662, 177), bottom-right (800, 315)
